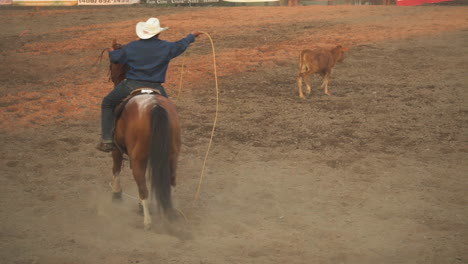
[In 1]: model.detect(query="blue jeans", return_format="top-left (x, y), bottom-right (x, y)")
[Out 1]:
top-left (100, 79), bottom-right (167, 142)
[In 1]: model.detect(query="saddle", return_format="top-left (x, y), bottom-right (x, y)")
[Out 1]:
top-left (114, 88), bottom-right (161, 119)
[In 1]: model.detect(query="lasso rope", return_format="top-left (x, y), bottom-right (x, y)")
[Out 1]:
top-left (190, 31), bottom-right (219, 208)
top-left (176, 51), bottom-right (187, 100)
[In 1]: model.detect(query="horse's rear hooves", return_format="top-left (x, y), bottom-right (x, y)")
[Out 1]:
top-left (138, 203), bottom-right (154, 216)
top-left (138, 203), bottom-right (144, 216)
top-left (112, 192), bottom-right (122, 202)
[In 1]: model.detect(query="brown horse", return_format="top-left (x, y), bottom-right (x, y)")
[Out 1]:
top-left (107, 40), bottom-right (181, 230)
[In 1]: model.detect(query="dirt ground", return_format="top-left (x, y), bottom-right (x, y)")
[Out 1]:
top-left (0, 5), bottom-right (467, 264)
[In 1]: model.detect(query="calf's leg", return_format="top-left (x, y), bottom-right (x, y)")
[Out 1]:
top-left (297, 75), bottom-right (305, 99)
top-left (304, 73), bottom-right (312, 95)
top-left (321, 70), bottom-right (332, 95)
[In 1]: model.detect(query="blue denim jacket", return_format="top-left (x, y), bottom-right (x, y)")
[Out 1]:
top-left (109, 34), bottom-right (195, 83)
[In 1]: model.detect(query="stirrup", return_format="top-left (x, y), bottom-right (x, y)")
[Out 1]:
top-left (96, 142), bottom-right (115, 152)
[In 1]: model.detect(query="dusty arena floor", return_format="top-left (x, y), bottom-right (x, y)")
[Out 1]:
top-left (1, 5), bottom-right (467, 264)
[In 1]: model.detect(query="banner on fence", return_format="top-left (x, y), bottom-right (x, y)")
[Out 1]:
top-left (424, 0), bottom-right (453, 3)
top-left (0, 0), bottom-right (13, 5)
top-left (222, 0), bottom-right (278, 2)
top-left (396, 0), bottom-right (452, 5)
top-left (78, 0), bottom-right (139, 4)
top-left (12, 0), bottom-right (77, 5)
top-left (146, 0), bottom-right (218, 4)
top-left (223, 0), bottom-right (280, 3)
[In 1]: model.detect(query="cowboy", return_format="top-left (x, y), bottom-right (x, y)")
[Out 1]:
top-left (97, 17), bottom-right (202, 152)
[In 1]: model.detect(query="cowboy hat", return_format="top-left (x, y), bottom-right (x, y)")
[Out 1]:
top-left (136, 18), bottom-right (168, 40)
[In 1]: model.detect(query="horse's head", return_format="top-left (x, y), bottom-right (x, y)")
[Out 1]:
top-left (109, 39), bottom-right (127, 87)
top-left (112, 38), bottom-right (123, 50)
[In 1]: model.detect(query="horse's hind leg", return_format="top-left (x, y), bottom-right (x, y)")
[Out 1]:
top-left (132, 159), bottom-right (151, 230)
top-left (111, 150), bottom-right (123, 202)
top-left (169, 151), bottom-right (179, 187)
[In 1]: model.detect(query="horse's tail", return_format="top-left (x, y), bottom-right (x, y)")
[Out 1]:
top-left (149, 104), bottom-right (173, 216)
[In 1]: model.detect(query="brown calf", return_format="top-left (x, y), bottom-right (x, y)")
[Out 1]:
top-left (296, 45), bottom-right (349, 99)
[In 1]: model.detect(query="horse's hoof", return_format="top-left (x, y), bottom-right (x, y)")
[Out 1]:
top-left (144, 224), bottom-right (152, 231)
top-left (112, 192), bottom-right (122, 202)
top-left (138, 203), bottom-right (146, 216)
top-left (167, 209), bottom-right (181, 222)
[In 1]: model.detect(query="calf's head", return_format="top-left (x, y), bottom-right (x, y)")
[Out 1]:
top-left (333, 45), bottom-right (349, 63)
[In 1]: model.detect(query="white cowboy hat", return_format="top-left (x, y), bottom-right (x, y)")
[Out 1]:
top-left (135, 18), bottom-right (168, 40)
